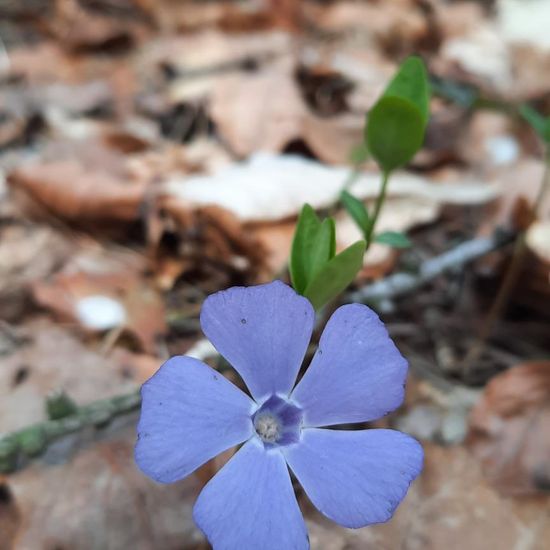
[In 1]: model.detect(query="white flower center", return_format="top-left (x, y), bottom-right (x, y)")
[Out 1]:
top-left (254, 413), bottom-right (281, 443)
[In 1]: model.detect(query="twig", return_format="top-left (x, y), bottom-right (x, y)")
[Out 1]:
top-left (0, 231), bottom-right (515, 473)
top-left (0, 391), bottom-right (141, 473)
top-left (463, 148), bottom-right (550, 367)
top-left (348, 229), bottom-right (515, 304)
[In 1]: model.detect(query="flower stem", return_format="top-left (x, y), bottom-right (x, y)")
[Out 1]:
top-left (365, 170), bottom-right (391, 249)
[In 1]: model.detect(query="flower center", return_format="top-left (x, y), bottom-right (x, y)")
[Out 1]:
top-left (252, 394), bottom-right (302, 448)
top-left (254, 413), bottom-right (281, 443)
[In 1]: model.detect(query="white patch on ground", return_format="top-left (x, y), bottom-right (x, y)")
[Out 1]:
top-left (75, 295), bottom-right (126, 331)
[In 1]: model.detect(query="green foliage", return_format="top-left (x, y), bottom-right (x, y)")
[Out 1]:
top-left (303, 240), bottom-right (366, 310)
top-left (0, 435), bottom-right (18, 473)
top-left (384, 57), bottom-right (430, 121)
top-left (520, 104), bottom-right (550, 143)
top-left (366, 56), bottom-right (430, 173)
top-left (340, 190), bottom-right (369, 235)
top-left (374, 231), bottom-right (412, 249)
top-left (290, 205), bottom-right (365, 309)
top-left (47, 391), bottom-right (78, 420)
top-left (290, 204), bottom-right (324, 294)
top-left (19, 426), bottom-right (47, 457)
top-left (308, 218), bottom-right (336, 281)
top-left (348, 142), bottom-right (370, 165)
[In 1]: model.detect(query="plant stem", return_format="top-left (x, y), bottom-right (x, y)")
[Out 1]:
top-left (365, 170), bottom-right (391, 249)
top-left (0, 391), bottom-right (141, 474)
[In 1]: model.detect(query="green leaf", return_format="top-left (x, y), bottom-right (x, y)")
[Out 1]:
top-left (384, 56), bottom-right (430, 123)
top-left (520, 104), bottom-right (550, 143)
top-left (374, 231), bottom-right (412, 248)
top-left (349, 142), bottom-right (370, 165)
top-left (340, 190), bottom-right (369, 235)
top-left (46, 391), bottom-right (78, 420)
top-left (290, 204), bottom-right (321, 293)
top-left (309, 217), bottom-right (336, 279)
top-left (304, 240), bottom-right (366, 310)
top-left (366, 96), bottom-right (425, 172)
top-left (366, 56), bottom-right (430, 172)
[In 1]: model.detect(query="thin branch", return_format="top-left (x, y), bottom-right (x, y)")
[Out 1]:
top-left (347, 229), bottom-right (515, 304)
top-left (0, 391), bottom-right (141, 473)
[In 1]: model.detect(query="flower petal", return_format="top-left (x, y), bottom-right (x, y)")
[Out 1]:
top-left (200, 281), bottom-right (314, 401)
top-left (291, 303), bottom-right (407, 427)
top-left (283, 428), bottom-right (423, 528)
top-left (194, 439), bottom-right (309, 550)
top-left (135, 356), bottom-right (254, 483)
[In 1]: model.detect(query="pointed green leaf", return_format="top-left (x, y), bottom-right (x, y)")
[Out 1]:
top-left (340, 190), bottom-right (370, 235)
top-left (520, 104), bottom-right (550, 143)
top-left (367, 96), bottom-right (425, 172)
top-left (290, 204), bottom-right (321, 293)
top-left (384, 56), bottom-right (430, 123)
top-left (304, 240), bottom-right (366, 310)
top-left (309, 217), bottom-right (336, 279)
top-left (374, 231), bottom-right (412, 249)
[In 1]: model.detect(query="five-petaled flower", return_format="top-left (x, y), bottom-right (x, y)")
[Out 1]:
top-left (135, 281), bottom-right (423, 549)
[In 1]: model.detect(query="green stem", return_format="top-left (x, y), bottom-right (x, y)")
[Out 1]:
top-left (365, 170), bottom-right (391, 249)
top-left (0, 391), bottom-right (141, 473)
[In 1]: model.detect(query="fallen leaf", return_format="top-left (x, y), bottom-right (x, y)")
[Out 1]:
top-left (31, 262), bottom-right (166, 354)
top-left (526, 220), bottom-right (550, 266)
top-left (8, 159), bottom-right (147, 230)
top-left (497, 0), bottom-right (550, 52)
top-left (467, 361), bottom-right (550, 495)
top-left (210, 55), bottom-right (304, 157)
top-left (0, 320), bottom-right (137, 432)
top-left (164, 153), bottom-right (498, 223)
top-left (7, 429), bottom-right (204, 550)
top-left (0, 223), bottom-right (74, 322)
top-left (305, 444), bottom-right (550, 549)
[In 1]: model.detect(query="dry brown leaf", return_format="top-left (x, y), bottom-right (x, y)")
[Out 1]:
top-left (48, 0), bottom-right (148, 51)
top-left (0, 223), bottom-right (73, 322)
top-left (31, 267), bottom-right (166, 354)
top-left (8, 160), bottom-right (147, 229)
top-left (0, 320), bottom-right (137, 432)
top-left (527, 220), bottom-right (550, 266)
top-left (165, 153), bottom-right (497, 223)
top-left (467, 361), bottom-right (550, 495)
top-left (302, 0), bottom-right (427, 52)
top-left (481, 159), bottom-right (550, 232)
top-left (110, 348), bottom-right (162, 384)
top-left (7, 429), bottom-right (204, 550)
top-left (305, 444), bottom-right (550, 550)
top-left (209, 55), bottom-right (304, 157)
top-left (154, 200), bottom-right (269, 287)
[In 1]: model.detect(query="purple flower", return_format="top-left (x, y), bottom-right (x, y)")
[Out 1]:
top-left (135, 281), bottom-right (422, 549)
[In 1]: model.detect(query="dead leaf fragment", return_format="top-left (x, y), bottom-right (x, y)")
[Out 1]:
top-left (32, 268), bottom-right (166, 354)
top-left (468, 361), bottom-right (550, 495)
top-left (8, 430), bottom-right (204, 549)
top-left (8, 160), bottom-right (146, 228)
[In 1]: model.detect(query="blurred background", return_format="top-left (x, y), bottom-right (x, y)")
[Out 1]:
top-left (0, 0), bottom-right (549, 548)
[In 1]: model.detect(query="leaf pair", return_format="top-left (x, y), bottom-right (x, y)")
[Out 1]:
top-left (366, 57), bottom-right (430, 173)
top-left (340, 190), bottom-right (411, 249)
top-left (290, 205), bottom-right (365, 310)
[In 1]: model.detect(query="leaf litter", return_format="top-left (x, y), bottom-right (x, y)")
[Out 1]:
top-left (0, 0), bottom-right (549, 548)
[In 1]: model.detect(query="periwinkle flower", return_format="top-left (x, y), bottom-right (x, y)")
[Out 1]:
top-left (135, 281), bottom-right (422, 549)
